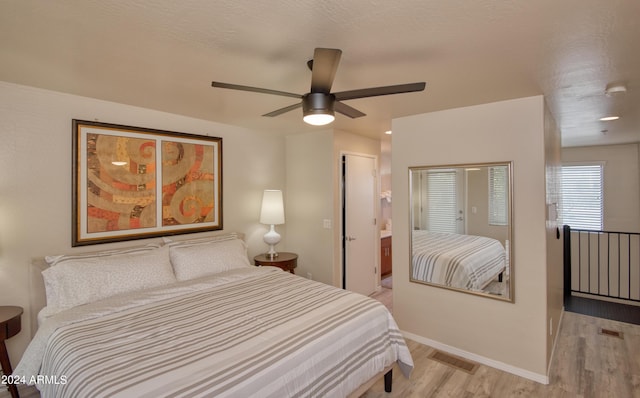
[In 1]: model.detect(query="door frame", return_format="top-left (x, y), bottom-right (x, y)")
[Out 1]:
top-left (339, 151), bottom-right (380, 290)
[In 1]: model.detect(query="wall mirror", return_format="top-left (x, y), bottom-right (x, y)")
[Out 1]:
top-left (409, 162), bottom-right (513, 302)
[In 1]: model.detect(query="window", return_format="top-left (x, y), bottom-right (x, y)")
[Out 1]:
top-left (560, 164), bottom-right (603, 230)
top-left (488, 166), bottom-right (508, 226)
top-left (427, 170), bottom-right (457, 233)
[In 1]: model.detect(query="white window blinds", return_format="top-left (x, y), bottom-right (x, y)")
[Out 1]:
top-left (427, 170), bottom-right (457, 233)
top-left (560, 164), bottom-right (603, 230)
top-left (488, 166), bottom-right (508, 226)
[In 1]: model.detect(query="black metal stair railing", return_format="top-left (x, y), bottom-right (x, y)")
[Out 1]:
top-left (563, 225), bottom-right (640, 304)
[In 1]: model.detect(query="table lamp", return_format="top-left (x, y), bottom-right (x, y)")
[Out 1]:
top-left (260, 190), bottom-right (285, 259)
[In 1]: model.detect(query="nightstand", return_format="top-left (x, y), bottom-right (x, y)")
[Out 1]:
top-left (1, 306), bottom-right (23, 398)
top-left (254, 252), bottom-right (298, 274)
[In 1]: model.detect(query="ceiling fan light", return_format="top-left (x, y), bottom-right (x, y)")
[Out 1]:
top-left (303, 113), bottom-right (335, 126)
top-left (302, 92), bottom-right (335, 126)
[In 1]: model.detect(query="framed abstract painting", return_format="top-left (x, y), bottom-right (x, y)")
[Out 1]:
top-left (72, 120), bottom-right (222, 246)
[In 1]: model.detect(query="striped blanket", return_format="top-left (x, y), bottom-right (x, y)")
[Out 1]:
top-left (412, 231), bottom-right (506, 291)
top-left (15, 267), bottom-right (412, 398)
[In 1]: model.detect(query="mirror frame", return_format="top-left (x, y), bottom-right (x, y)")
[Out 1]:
top-left (408, 161), bottom-right (514, 302)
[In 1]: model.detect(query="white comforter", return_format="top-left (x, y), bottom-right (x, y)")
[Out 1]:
top-left (412, 230), bottom-right (506, 290)
top-left (15, 267), bottom-right (412, 398)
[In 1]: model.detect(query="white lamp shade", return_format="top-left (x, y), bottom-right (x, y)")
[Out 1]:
top-left (260, 190), bottom-right (285, 225)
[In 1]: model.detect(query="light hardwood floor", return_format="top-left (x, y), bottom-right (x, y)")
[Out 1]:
top-left (364, 289), bottom-right (640, 397)
top-left (4, 297), bottom-right (638, 398)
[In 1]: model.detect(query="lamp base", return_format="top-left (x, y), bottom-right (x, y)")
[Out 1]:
top-left (263, 224), bottom-right (281, 259)
top-left (265, 251), bottom-right (279, 260)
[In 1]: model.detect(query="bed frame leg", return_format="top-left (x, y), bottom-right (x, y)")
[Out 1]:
top-left (384, 369), bottom-right (393, 392)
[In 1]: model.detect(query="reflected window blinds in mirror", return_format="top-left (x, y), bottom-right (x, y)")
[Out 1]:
top-left (409, 162), bottom-right (513, 302)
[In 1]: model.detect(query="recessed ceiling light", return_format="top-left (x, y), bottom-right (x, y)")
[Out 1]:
top-left (599, 116), bottom-right (620, 121)
top-left (385, 130), bottom-right (392, 135)
top-left (605, 83), bottom-right (627, 97)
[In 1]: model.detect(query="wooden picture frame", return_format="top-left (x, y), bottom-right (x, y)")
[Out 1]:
top-left (72, 120), bottom-right (222, 246)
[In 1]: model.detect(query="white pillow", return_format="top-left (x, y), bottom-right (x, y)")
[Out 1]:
top-left (44, 243), bottom-right (162, 266)
top-left (169, 238), bottom-right (251, 281)
top-left (42, 245), bottom-right (176, 310)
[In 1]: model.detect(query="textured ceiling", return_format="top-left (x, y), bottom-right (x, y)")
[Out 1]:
top-left (1, 0), bottom-right (638, 146)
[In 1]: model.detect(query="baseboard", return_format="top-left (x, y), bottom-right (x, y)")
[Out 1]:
top-left (401, 331), bottom-right (549, 385)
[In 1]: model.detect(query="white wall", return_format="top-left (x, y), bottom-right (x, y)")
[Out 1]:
top-left (544, 104), bottom-right (564, 367)
top-left (285, 130), bottom-right (334, 284)
top-left (0, 82), bottom-right (286, 363)
top-left (380, 138), bottom-right (392, 230)
top-left (392, 96), bottom-right (555, 381)
top-left (562, 143), bottom-right (640, 233)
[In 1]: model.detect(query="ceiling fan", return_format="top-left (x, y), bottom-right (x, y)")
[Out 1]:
top-left (211, 48), bottom-right (426, 126)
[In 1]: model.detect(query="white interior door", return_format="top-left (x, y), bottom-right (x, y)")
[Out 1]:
top-left (343, 154), bottom-right (377, 296)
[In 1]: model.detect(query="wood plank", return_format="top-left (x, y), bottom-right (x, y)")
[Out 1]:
top-left (361, 311), bottom-right (640, 397)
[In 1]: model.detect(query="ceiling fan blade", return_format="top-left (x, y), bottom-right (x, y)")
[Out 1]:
top-left (310, 48), bottom-right (342, 93)
top-left (212, 82), bottom-right (301, 99)
top-left (334, 101), bottom-right (366, 119)
top-left (262, 102), bottom-right (302, 117)
top-left (334, 82), bottom-right (426, 101)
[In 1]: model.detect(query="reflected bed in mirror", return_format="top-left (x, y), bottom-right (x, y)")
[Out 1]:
top-left (409, 162), bottom-right (513, 302)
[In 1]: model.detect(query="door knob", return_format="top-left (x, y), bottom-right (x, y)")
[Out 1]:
top-left (346, 236), bottom-right (357, 241)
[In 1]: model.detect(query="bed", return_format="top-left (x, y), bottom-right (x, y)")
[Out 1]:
top-left (411, 230), bottom-right (506, 291)
top-left (15, 233), bottom-right (413, 398)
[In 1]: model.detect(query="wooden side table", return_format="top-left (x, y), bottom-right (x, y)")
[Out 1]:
top-left (254, 252), bottom-right (298, 274)
top-left (0, 306), bottom-right (23, 398)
